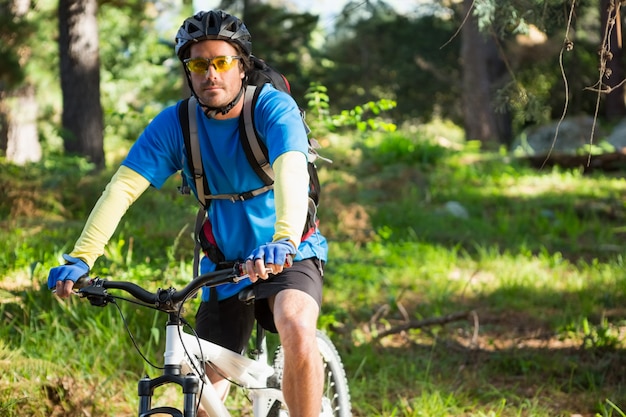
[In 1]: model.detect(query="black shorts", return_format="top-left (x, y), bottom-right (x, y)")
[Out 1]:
top-left (195, 258), bottom-right (324, 354)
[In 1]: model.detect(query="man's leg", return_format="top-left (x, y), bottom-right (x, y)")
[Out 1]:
top-left (196, 367), bottom-right (230, 417)
top-left (271, 288), bottom-right (323, 417)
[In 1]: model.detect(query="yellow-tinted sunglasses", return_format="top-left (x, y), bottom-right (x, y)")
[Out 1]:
top-left (184, 56), bottom-right (242, 74)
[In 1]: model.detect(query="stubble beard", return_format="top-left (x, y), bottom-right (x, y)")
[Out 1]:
top-left (196, 78), bottom-right (242, 110)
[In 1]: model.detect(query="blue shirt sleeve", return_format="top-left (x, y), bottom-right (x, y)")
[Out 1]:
top-left (122, 104), bottom-right (184, 189)
top-left (254, 85), bottom-right (310, 164)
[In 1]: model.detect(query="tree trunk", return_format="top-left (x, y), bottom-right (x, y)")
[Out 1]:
top-left (460, 0), bottom-right (500, 149)
top-left (5, 86), bottom-right (41, 164)
top-left (0, 0), bottom-right (42, 165)
top-left (58, 0), bottom-right (104, 168)
top-left (600, 0), bottom-right (626, 120)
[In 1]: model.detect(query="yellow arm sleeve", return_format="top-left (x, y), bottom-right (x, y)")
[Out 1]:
top-left (272, 151), bottom-right (309, 249)
top-left (69, 165), bottom-right (151, 268)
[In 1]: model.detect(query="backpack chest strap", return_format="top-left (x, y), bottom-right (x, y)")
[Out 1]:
top-left (204, 183), bottom-right (274, 203)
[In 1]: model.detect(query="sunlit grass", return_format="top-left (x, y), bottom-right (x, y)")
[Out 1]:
top-left (3, 127), bottom-right (626, 416)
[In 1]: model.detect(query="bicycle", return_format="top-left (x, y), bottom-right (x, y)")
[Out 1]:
top-left (73, 261), bottom-right (352, 417)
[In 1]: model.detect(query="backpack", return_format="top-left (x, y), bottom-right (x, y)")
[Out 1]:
top-left (178, 56), bottom-right (328, 276)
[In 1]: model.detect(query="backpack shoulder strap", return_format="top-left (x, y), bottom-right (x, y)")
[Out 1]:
top-left (178, 97), bottom-right (191, 193)
top-left (240, 85), bottom-right (274, 186)
top-left (179, 96), bottom-right (210, 278)
top-left (179, 96), bottom-right (211, 208)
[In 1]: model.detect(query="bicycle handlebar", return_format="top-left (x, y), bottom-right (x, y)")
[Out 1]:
top-left (74, 262), bottom-right (249, 311)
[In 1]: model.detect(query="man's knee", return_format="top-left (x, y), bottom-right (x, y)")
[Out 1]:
top-left (274, 291), bottom-right (318, 332)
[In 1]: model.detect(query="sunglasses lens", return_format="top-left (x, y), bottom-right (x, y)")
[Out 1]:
top-left (214, 56), bottom-right (236, 72)
top-left (187, 59), bottom-right (209, 74)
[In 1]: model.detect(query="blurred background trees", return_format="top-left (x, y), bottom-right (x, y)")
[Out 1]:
top-left (0, 0), bottom-right (40, 164)
top-left (0, 0), bottom-right (624, 165)
top-left (58, 0), bottom-right (104, 167)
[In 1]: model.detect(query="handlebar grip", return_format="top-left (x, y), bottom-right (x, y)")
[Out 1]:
top-left (74, 275), bottom-right (93, 290)
top-left (238, 254), bottom-right (293, 277)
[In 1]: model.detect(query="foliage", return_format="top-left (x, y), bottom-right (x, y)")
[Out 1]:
top-left (98, 2), bottom-right (184, 163)
top-left (472, 0), bottom-right (572, 37)
top-left (322, 3), bottom-right (461, 125)
top-left (331, 99), bottom-right (398, 133)
top-left (305, 82), bottom-right (397, 134)
top-left (2, 0), bottom-right (617, 164)
top-left (0, 155), bottom-right (98, 221)
top-left (0, 0), bottom-right (33, 88)
top-left (471, 0), bottom-right (604, 133)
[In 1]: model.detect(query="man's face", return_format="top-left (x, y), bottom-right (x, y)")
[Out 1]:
top-left (187, 40), bottom-right (245, 117)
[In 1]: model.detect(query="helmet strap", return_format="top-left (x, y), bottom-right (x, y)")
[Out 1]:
top-left (199, 84), bottom-right (245, 119)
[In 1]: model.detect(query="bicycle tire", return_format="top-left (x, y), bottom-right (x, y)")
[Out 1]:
top-left (268, 330), bottom-right (352, 417)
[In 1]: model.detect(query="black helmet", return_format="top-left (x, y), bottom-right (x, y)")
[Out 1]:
top-left (175, 10), bottom-right (252, 61)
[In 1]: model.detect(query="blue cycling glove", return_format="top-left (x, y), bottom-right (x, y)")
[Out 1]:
top-left (247, 239), bottom-right (296, 266)
top-left (47, 254), bottom-right (90, 290)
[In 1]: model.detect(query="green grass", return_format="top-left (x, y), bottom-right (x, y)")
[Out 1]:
top-left (3, 128), bottom-right (626, 416)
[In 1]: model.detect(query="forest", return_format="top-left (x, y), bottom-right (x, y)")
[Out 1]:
top-left (2, 0), bottom-right (626, 165)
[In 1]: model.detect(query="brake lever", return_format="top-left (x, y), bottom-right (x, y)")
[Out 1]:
top-left (76, 278), bottom-right (112, 307)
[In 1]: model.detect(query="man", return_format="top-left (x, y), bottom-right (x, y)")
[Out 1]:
top-left (48, 10), bottom-right (327, 417)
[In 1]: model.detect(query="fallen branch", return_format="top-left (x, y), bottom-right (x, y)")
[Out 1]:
top-left (375, 310), bottom-right (476, 340)
top-left (521, 151), bottom-right (626, 172)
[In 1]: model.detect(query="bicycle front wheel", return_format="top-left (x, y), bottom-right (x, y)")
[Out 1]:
top-left (270, 330), bottom-right (352, 417)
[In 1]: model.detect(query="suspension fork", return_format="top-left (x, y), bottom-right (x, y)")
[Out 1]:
top-left (137, 314), bottom-right (201, 417)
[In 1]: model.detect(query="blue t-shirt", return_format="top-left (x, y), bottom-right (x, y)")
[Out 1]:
top-left (122, 84), bottom-right (327, 300)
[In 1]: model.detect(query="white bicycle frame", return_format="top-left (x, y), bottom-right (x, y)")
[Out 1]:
top-left (76, 270), bottom-right (344, 417)
top-left (158, 321), bottom-right (283, 417)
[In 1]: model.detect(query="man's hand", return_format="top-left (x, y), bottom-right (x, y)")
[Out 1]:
top-left (245, 239), bottom-right (295, 282)
top-left (47, 254), bottom-right (89, 298)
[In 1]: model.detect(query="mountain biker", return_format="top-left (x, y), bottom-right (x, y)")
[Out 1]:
top-left (47, 9), bottom-right (327, 417)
